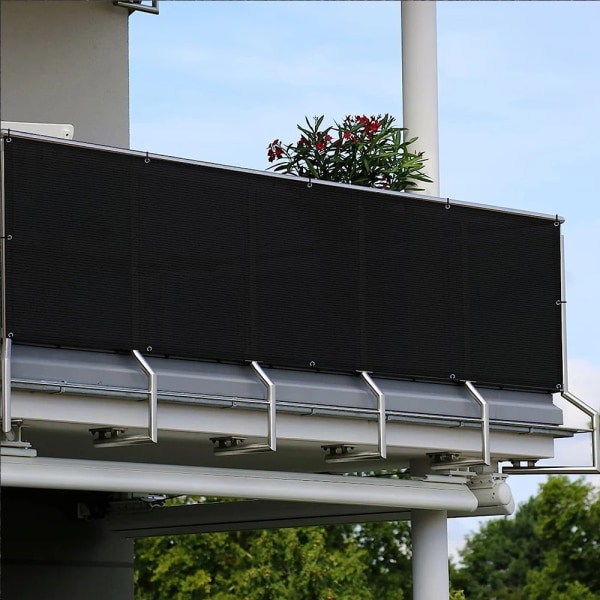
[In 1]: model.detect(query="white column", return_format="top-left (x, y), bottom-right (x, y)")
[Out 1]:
top-left (410, 455), bottom-right (449, 600)
top-left (401, 0), bottom-right (440, 196)
top-left (403, 4), bottom-right (447, 596)
top-left (411, 509), bottom-right (450, 600)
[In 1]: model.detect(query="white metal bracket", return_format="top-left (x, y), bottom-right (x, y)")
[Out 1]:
top-left (1, 337), bottom-right (12, 433)
top-left (323, 371), bottom-right (386, 463)
top-left (212, 361), bottom-right (276, 455)
top-left (114, 1), bottom-right (159, 15)
top-left (503, 390), bottom-right (600, 475)
top-left (91, 350), bottom-right (157, 447)
top-left (430, 380), bottom-right (491, 469)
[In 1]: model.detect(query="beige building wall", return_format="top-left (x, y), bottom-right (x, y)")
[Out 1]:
top-left (0, 0), bottom-right (130, 148)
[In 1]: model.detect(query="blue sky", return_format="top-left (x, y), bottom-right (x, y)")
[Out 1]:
top-left (128, 1), bottom-right (600, 559)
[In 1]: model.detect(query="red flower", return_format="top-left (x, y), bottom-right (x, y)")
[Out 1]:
top-left (343, 131), bottom-right (351, 140)
top-left (325, 135), bottom-right (332, 142)
top-left (267, 140), bottom-right (283, 162)
top-left (316, 141), bottom-right (325, 151)
top-left (367, 120), bottom-right (380, 132)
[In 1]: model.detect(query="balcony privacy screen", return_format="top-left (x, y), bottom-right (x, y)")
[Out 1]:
top-left (2, 136), bottom-right (563, 391)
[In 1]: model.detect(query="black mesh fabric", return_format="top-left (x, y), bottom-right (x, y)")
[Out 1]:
top-left (2, 136), bottom-right (563, 391)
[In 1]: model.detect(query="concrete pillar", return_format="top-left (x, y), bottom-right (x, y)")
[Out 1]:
top-left (1, 488), bottom-right (134, 599)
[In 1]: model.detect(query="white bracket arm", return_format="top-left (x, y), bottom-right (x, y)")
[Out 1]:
top-left (503, 390), bottom-right (600, 475)
top-left (114, 1), bottom-right (159, 15)
top-left (92, 350), bottom-right (158, 447)
top-left (212, 361), bottom-right (276, 455)
top-left (430, 380), bottom-right (491, 470)
top-left (323, 371), bottom-right (386, 463)
top-left (1, 337), bottom-right (12, 433)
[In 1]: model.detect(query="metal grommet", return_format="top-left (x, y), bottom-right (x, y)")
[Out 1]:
top-left (556, 383), bottom-right (562, 390)
top-left (144, 152), bottom-right (150, 164)
top-left (554, 214), bottom-right (560, 227)
top-left (307, 181), bottom-right (313, 189)
top-left (445, 198), bottom-right (451, 210)
top-left (146, 346), bottom-right (153, 352)
top-left (7, 332), bottom-right (14, 338)
top-left (449, 373), bottom-right (456, 380)
top-left (6, 235), bottom-right (12, 241)
top-left (309, 361), bottom-right (316, 367)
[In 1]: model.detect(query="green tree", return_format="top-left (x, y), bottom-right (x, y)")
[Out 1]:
top-left (135, 523), bottom-right (379, 600)
top-left (135, 477), bottom-right (414, 600)
top-left (353, 521), bottom-right (412, 600)
top-left (452, 476), bottom-right (600, 600)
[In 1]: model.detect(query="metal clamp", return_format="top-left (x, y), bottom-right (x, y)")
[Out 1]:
top-left (503, 390), bottom-right (600, 475)
top-left (1, 419), bottom-right (37, 457)
top-left (430, 380), bottom-right (491, 470)
top-left (323, 371), bottom-right (386, 463)
top-left (1, 337), bottom-right (12, 433)
top-left (212, 361), bottom-right (276, 455)
top-left (92, 350), bottom-right (157, 447)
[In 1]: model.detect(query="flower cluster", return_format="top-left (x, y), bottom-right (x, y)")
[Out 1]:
top-left (267, 114), bottom-right (431, 192)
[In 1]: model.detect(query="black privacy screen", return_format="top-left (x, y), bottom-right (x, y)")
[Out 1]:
top-left (2, 136), bottom-right (563, 391)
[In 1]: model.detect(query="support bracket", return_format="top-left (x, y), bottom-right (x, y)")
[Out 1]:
top-left (503, 390), bottom-right (600, 475)
top-left (212, 361), bottom-right (276, 455)
top-left (1, 419), bottom-right (37, 457)
top-left (430, 380), bottom-right (491, 470)
top-left (114, 1), bottom-right (159, 15)
top-left (92, 350), bottom-right (157, 447)
top-left (323, 371), bottom-right (386, 463)
top-left (1, 337), bottom-right (12, 433)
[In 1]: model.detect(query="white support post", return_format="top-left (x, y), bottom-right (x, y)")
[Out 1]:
top-left (411, 456), bottom-right (449, 600)
top-left (411, 509), bottom-right (450, 599)
top-left (401, 0), bottom-right (440, 196)
top-left (402, 2), bottom-right (447, 596)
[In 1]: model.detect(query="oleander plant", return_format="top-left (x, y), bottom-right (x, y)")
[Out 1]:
top-left (267, 113), bottom-right (432, 192)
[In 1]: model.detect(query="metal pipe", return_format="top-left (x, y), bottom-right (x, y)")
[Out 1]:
top-left (251, 361), bottom-right (276, 452)
top-left (465, 380), bottom-right (491, 466)
top-left (114, 1), bottom-right (159, 15)
top-left (1, 337), bottom-right (12, 433)
top-left (560, 234), bottom-right (569, 392)
top-left (401, 0), bottom-right (440, 196)
top-left (0, 135), bottom-right (8, 339)
top-left (503, 390), bottom-right (599, 474)
top-left (0, 455), bottom-right (479, 511)
top-left (12, 375), bottom-right (579, 436)
top-left (361, 371), bottom-right (387, 459)
top-left (132, 349), bottom-right (158, 443)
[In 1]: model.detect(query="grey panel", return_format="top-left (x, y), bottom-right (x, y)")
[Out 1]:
top-left (9, 344), bottom-right (563, 426)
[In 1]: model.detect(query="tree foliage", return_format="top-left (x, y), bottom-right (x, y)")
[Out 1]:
top-left (135, 477), bottom-right (600, 599)
top-left (452, 476), bottom-right (600, 600)
top-left (135, 514), bottom-right (412, 600)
